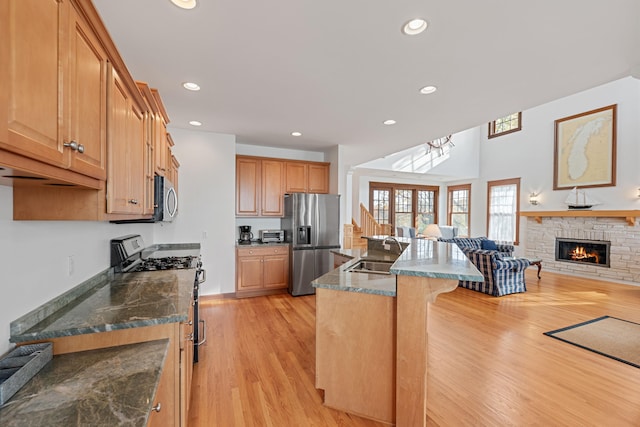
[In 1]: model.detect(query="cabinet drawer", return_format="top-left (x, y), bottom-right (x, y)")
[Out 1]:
top-left (237, 246), bottom-right (288, 257)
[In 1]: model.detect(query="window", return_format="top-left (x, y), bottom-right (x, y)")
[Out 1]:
top-left (371, 188), bottom-right (390, 225)
top-left (369, 183), bottom-right (438, 235)
top-left (486, 178), bottom-right (520, 244)
top-left (488, 112), bottom-right (522, 138)
top-left (447, 184), bottom-right (471, 237)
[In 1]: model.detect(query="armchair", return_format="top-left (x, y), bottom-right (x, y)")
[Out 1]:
top-left (438, 236), bottom-right (526, 296)
top-left (458, 247), bottom-right (529, 296)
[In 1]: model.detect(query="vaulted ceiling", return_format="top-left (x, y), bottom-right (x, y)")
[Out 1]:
top-left (93, 0), bottom-right (640, 167)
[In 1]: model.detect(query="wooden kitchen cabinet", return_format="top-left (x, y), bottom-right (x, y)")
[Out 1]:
top-left (0, 0), bottom-right (108, 183)
top-left (107, 67), bottom-right (145, 215)
top-left (151, 89), bottom-right (171, 177)
top-left (236, 245), bottom-right (290, 298)
top-left (179, 303), bottom-right (194, 427)
top-left (235, 156), bottom-right (284, 217)
top-left (285, 161), bottom-right (330, 194)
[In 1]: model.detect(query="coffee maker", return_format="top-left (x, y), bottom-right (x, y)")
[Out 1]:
top-left (238, 225), bottom-right (253, 245)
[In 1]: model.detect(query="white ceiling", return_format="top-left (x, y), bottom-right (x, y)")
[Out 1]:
top-left (92, 0), bottom-right (640, 166)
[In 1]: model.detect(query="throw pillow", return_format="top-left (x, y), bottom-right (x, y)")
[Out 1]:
top-left (481, 239), bottom-right (498, 251)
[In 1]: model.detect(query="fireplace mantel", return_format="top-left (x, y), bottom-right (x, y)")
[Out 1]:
top-left (520, 210), bottom-right (640, 226)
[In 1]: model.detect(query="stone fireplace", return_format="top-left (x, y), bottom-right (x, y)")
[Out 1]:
top-left (523, 212), bottom-right (640, 283)
top-left (555, 237), bottom-right (611, 268)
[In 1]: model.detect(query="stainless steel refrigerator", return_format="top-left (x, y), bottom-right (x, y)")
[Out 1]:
top-left (281, 193), bottom-right (341, 296)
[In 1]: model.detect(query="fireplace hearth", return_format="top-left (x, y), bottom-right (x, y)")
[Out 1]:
top-left (555, 238), bottom-right (610, 268)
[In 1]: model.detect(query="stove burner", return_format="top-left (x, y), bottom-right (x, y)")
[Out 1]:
top-left (132, 256), bottom-right (197, 272)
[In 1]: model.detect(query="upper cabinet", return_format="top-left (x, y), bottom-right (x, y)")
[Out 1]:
top-left (0, 0), bottom-right (107, 183)
top-left (236, 156), bottom-right (330, 217)
top-left (285, 161), bottom-right (330, 194)
top-left (236, 157), bottom-right (285, 217)
top-left (4, 0), bottom-right (178, 221)
top-left (107, 67), bottom-right (145, 215)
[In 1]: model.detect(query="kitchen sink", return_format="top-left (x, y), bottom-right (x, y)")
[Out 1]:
top-left (346, 260), bottom-right (394, 275)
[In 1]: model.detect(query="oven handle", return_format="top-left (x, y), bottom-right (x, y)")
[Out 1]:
top-left (197, 269), bottom-right (206, 284)
top-left (196, 319), bottom-right (206, 346)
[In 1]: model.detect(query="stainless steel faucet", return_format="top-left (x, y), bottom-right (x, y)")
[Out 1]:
top-left (383, 236), bottom-right (403, 254)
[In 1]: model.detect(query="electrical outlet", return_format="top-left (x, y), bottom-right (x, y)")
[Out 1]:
top-left (202, 231), bottom-right (208, 239)
top-left (68, 255), bottom-right (75, 276)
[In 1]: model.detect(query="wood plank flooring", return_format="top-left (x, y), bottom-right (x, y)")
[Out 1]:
top-left (188, 270), bottom-right (640, 426)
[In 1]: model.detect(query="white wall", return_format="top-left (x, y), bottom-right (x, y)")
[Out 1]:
top-left (0, 186), bottom-right (154, 355)
top-left (156, 128), bottom-right (237, 296)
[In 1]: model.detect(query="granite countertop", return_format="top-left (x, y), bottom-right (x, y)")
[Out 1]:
top-left (313, 238), bottom-right (483, 297)
top-left (0, 339), bottom-right (169, 427)
top-left (10, 269), bottom-right (196, 344)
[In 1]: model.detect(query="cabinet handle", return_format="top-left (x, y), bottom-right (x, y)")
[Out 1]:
top-left (128, 199), bottom-right (139, 204)
top-left (63, 140), bottom-right (84, 153)
top-left (196, 319), bottom-right (207, 346)
top-left (151, 403), bottom-right (162, 413)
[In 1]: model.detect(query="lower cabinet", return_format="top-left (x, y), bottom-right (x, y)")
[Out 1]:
top-left (27, 321), bottom-right (191, 426)
top-left (236, 245), bottom-right (290, 298)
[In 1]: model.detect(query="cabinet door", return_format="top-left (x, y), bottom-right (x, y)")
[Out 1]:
top-left (147, 341), bottom-right (175, 427)
top-left (263, 254), bottom-right (289, 290)
top-left (236, 157), bottom-right (260, 216)
top-left (237, 255), bottom-right (264, 291)
top-left (0, 0), bottom-right (66, 166)
top-left (308, 163), bottom-right (329, 194)
top-left (107, 68), bottom-right (144, 214)
top-left (261, 160), bottom-right (284, 216)
top-left (66, 2), bottom-right (107, 180)
top-left (285, 162), bottom-right (308, 193)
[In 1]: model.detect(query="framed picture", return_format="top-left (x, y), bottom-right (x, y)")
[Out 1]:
top-left (553, 104), bottom-right (617, 190)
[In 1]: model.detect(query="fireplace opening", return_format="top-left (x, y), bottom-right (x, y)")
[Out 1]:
top-left (555, 238), bottom-right (610, 268)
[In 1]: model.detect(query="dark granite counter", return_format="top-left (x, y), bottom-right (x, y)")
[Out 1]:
top-left (313, 238), bottom-right (483, 297)
top-left (0, 339), bottom-right (169, 427)
top-left (10, 269), bottom-right (196, 343)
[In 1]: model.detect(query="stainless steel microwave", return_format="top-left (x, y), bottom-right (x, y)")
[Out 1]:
top-left (111, 175), bottom-right (177, 223)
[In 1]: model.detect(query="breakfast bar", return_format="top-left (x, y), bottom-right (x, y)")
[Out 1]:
top-left (312, 237), bottom-right (483, 426)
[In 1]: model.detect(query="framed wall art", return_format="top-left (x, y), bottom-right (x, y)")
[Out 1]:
top-left (553, 104), bottom-right (617, 190)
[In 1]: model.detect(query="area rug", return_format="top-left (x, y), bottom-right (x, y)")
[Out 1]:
top-left (544, 316), bottom-right (640, 369)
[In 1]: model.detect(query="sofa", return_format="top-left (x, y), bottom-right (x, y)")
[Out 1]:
top-left (438, 237), bottom-right (529, 296)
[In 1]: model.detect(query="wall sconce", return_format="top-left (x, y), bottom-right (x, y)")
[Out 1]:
top-left (529, 192), bottom-right (539, 205)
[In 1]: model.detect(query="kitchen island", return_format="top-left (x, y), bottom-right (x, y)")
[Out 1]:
top-left (313, 237), bottom-right (482, 427)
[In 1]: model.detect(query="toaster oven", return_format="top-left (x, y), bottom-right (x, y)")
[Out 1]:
top-left (259, 230), bottom-right (284, 243)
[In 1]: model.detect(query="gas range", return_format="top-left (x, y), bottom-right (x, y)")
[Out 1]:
top-left (110, 235), bottom-right (206, 363)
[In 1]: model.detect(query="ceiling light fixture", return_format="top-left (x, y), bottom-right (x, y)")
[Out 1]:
top-left (189, 120), bottom-right (202, 126)
top-left (170, 0), bottom-right (197, 9)
top-left (182, 82), bottom-right (200, 91)
top-left (402, 18), bottom-right (428, 35)
top-left (291, 132), bottom-right (302, 137)
top-left (420, 85), bottom-right (437, 95)
top-left (383, 119), bottom-right (397, 125)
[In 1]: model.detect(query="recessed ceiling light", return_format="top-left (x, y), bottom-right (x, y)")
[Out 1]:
top-left (170, 0), bottom-right (196, 9)
top-left (402, 18), bottom-right (428, 35)
top-left (419, 85), bottom-right (437, 95)
top-left (383, 119), bottom-right (396, 125)
top-left (182, 82), bottom-right (200, 91)
top-left (189, 120), bottom-right (202, 126)
top-left (291, 132), bottom-right (302, 137)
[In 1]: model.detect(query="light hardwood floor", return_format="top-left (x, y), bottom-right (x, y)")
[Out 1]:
top-left (188, 270), bottom-right (640, 426)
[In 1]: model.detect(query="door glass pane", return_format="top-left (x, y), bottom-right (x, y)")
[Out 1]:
top-left (416, 190), bottom-right (435, 234)
top-left (395, 190), bottom-right (412, 227)
top-left (372, 189), bottom-right (390, 224)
